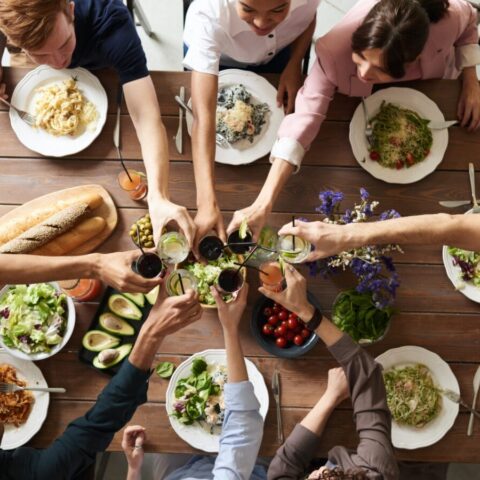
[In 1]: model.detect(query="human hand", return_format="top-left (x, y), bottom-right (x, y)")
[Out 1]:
top-left (211, 282), bottom-right (249, 334)
top-left (0, 66), bottom-right (7, 100)
top-left (228, 203), bottom-right (270, 242)
top-left (258, 265), bottom-right (314, 322)
top-left (148, 197), bottom-right (196, 247)
top-left (193, 202), bottom-right (226, 258)
top-left (96, 250), bottom-right (162, 293)
top-left (278, 220), bottom-right (349, 261)
top-left (323, 367), bottom-right (350, 405)
top-left (277, 62), bottom-right (302, 114)
top-left (458, 72), bottom-right (480, 132)
top-left (122, 425), bottom-right (146, 474)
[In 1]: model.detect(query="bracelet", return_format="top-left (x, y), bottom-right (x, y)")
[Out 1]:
top-left (303, 307), bottom-right (323, 331)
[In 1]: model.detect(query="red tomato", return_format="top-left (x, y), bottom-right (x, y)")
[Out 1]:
top-left (288, 312), bottom-right (298, 319)
top-left (301, 328), bottom-right (311, 339)
top-left (293, 335), bottom-right (304, 346)
top-left (369, 151), bottom-right (380, 161)
top-left (286, 331), bottom-right (295, 341)
top-left (277, 325), bottom-right (287, 336)
top-left (272, 306), bottom-right (281, 314)
top-left (424, 149), bottom-right (430, 156)
top-left (278, 311), bottom-right (288, 321)
top-left (280, 320), bottom-right (288, 328)
top-left (287, 317), bottom-right (299, 330)
top-left (262, 324), bottom-right (274, 336)
top-left (263, 307), bottom-right (273, 317)
top-left (395, 160), bottom-right (403, 170)
top-left (273, 327), bottom-right (281, 338)
top-left (276, 337), bottom-right (287, 348)
top-left (406, 153), bottom-right (414, 166)
top-left (267, 315), bottom-right (279, 326)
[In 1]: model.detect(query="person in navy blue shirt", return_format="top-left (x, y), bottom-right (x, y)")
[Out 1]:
top-left (0, 0), bottom-right (196, 247)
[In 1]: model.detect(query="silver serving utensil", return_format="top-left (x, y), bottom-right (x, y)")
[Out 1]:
top-left (0, 96), bottom-right (36, 126)
top-left (442, 388), bottom-right (480, 419)
top-left (439, 200), bottom-right (471, 208)
top-left (0, 382), bottom-right (65, 393)
top-left (272, 369), bottom-right (283, 444)
top-left (467, 366), bottom-right (480, 436)
top-left (428, 120), bottom-right (458, 130)
top-left (175, 87), bottom-right (185, 154)
top-left (361, 97), bottom-right (373, 147)
top-left (469, 163), bottom-right (480, 213)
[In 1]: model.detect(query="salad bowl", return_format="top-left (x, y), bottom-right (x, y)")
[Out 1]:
top-left (0, 282), bottom-right (75, 361)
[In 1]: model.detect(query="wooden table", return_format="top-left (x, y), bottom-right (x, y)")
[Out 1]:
top-left (1, 67), bottom-right (480, 463)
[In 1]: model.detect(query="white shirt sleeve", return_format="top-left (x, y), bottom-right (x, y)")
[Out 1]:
top-left (183, 4), bottom-right (222, 75)
top-left (270, 137), bottom-right (306, 173)
top-left (456, 44), bottom-right (480, 70)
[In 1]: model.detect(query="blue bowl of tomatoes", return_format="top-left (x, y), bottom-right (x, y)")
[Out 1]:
top-left (251, 292), bottom-right (320, 358)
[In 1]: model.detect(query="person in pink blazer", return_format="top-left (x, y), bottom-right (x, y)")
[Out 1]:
top-left (229, 0), bottom-right (480, 239)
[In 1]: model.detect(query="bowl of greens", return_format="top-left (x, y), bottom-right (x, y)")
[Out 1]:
top-left (0, 283), bottom-right (75, 360)
top-left (332, 289), bottom-right (392, 345)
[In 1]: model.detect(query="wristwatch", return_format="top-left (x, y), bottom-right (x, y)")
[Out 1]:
top-left (303, 306), bottom-right (323, 331)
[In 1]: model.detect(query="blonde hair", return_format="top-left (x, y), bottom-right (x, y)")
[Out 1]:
top-left (0, 0), bottom-right (72, 50)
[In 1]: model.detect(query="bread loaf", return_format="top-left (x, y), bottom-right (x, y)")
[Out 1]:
top-left (0, 191), bottom-right (103, 246)
top-left (31, 217), bottom-right (106, 255)
top-left (0, 203), bottom-right (90, 253)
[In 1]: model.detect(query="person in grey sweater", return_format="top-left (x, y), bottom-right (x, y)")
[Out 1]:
top-left (260, 266), bottom-right (399, 480)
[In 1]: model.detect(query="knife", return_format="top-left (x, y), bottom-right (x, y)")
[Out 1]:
top-left (272, 369), bottom-right (283, 444)
top-left (438, 200), bottom-right (471, 208)
top-left (467, 366), bottom-right (480, 436)
top-left (428, 120), bottom-right (458, 130)
top-left (113, 85), bottom-right (122, 154)
top-left (175, 86), bottom-right (184, 154)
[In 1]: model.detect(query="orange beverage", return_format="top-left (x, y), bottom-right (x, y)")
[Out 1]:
top-left (117, 169), bottom-right (148, 200)
top-left (59, 278), bottom-right (102, 302)
top-left (259, 261), bottom-right (285, 292)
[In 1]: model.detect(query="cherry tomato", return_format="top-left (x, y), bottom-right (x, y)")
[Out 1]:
top-left (288, 312), bottom-right (298, 320)
top-left (301, 328), bottom-right (311, 339)
top-left (424, 149), bottom-right (430, 156)
top-left (369, 151), bottom-right (380, 161)
top-left (406, 153), bottom-right (414, 166)
top-left (286, 331), bottom-right (295, 341)
top-left (287, 317), bottom-right (299, 330)
top-left (278, 311), bottom-right (288, 321)
top-left (280, 320), bottom-right (288, 328)
top-left (273, 306), bottom-right (281, 314)
top-left (293, 335), bottom-right (304, 346)
top-left (395, 160), bottom-right (403, 170)
top-left (277, 325), bottom-right (287, 336)
top-left (273, 327), bottom-right (282, 338)
top-left (276, 337), bottom-right (287, 348)
top-left (263, 307), bottom-right (273, 317)
top-left (262, 324), bottom-right (274, 336)
top-left (267, 315), bottom-right (279, 326)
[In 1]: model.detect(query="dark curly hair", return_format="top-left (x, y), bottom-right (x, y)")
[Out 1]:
top-left (351, 0), bottom-right (450, 78)
top-left (306, 466), bottom-right (368, 480)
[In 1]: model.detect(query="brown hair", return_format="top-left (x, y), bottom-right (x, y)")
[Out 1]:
top-left (307, 467), bottom-right (368, 480)
top-left (351, 0), bottom-right (449, 78)
top-left (0, 0), bottom-right (72, 50)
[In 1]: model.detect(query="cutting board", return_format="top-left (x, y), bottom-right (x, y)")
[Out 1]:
top-left (0, 184), bottom-right (117, 255)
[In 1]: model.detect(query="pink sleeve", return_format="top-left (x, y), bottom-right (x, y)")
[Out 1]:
top-left (276, 40), bottom-right (337, 151)
top-left (453, 0), bottom-right (479, 46)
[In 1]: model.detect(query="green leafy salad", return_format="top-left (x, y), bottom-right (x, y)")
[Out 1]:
top-left (185, 254), bottom-right (240, 305)
top-left (171, 357), bottom-right (227, 434)
top-left (0, 283), bottom-right (68, 354)
top-left (369, 101), bottom-right (433, 170)
top-left (447, 247), bottom-right (480, 286)
top-left (384, 364), bottom-right (442, 428)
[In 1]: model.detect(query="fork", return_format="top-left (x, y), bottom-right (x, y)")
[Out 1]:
top-left (442, 388), bottom-right (480, 419)
top-left (361, 97), bottom-right (374, 147)
top-left (0, 97), bottom-right (36, 126)
top-left (0, 382), bottom-right (65, 394)
top-left (272, 369), bottom-right (283, 444)
top-left (467, 365), bottom-right (480, 436)
top-left (468, 163), bottom-right (480, 213)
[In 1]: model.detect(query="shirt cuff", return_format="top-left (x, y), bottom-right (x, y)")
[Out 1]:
top-left (224, 381), bottom-right (260, 411)
top-left (286, 424), bottom-right (322, 458)
top-left (113, 359), bottom-right (152, 392)
top-left (456, 44), bottom-right (480, 70)
top-left (270, 137), bottom-right (306, 173)
top-left (327, 333), bottom-right (361, 364)
top-left (183, 49), bottom-right (219, 75)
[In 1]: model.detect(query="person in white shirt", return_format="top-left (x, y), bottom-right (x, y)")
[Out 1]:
top-left (183, 0), bottom-right (319, 254)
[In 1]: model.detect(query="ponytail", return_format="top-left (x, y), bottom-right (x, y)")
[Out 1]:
top-left (418, 0), bottom-right (449, 22)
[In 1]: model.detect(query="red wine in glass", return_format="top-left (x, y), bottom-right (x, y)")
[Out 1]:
top-left (132, 253), bottom-right (165, 278)
top-left (216, 268), bottom-right (244, 294)
top-left (199, 235), bottom-right (224, 261)
top-left (227, 229), bottom-right (253, 254)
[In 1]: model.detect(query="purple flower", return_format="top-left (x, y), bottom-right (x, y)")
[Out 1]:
top-left (317, 190), bottom-right (344, 217)
top-left (380, 209), bottom-right (401, 221)
top-left (360, 188), bottom-right (369, 201)
top-left (342, 209), bottom-right (353, 223)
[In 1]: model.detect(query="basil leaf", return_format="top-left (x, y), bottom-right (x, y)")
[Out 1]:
top-left (156, 361), bottom-right (176, 379)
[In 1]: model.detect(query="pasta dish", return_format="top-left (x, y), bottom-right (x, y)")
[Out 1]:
top-left (369, 101), bottom-right (433, 170)
top-left (216, 84), bottom-right (269, 144)
top-left (0, 364), bottom-right (34, 427)
top-left (34, 77), bottom-right (98, 136)
top-left (383, 363), bottom-right (441, 428)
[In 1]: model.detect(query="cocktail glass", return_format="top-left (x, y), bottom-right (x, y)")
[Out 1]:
top-left (131, 252), bottom-right (165, 278)
top-left (227, 229), bottom-right (254, 254)
top-left (259, 261), bottom-right (285, 292)
top-left (199, 234), bottom-right (224, 261)
top-left (166, 269), bottom-right (198, 296)
top-left (117, 169), bottom-right (148, 201)
top-left (215, 267), bottom-right (245, 295)
top-left (277, 234), bottom-right (311, 264)
top-left (157, 231), bottom-right (189, 265)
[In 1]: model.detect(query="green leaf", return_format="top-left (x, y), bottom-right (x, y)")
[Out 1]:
top-left (155, 361), bottom-right (176, 379)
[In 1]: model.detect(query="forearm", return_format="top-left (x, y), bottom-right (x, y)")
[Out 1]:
top-left (129, 322), bottom-right (163, 371)
top-left (222, 327), bottom-right (248, 383)
top-left (126, 468), bottom-right (142, 480)
top-left (287, 17), bottom-right (316, 67)
top-left (0, 253), bottom-right (99, 284)
top-left (462, 66), bottom-right (479, 87)
top-left (300, 393), bottom-right (336, 436)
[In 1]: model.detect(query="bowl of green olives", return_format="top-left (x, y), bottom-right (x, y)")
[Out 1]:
top-left (129, 213), bottom-right (155, 248)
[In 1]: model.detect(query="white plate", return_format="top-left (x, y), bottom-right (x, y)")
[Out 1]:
top-left (349, 87), bottom-right (448, 184)
top-left (0, 282), bottom-right (76, 361)
top-left (166, 349), bottom-right (269, 452)
top-left (10, 66), bottom-right (108, 157)
top-left (442, 209), bottom-right (480, 303)
top-left (186, 69), bottom-right (285, 165)
top-left (376, 346), bottom-right (459, 449)
top-left (0, 351), bottom-right (49, 449)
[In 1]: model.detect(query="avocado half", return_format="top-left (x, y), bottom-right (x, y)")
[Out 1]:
top-left (108, 294), bottom-right (142, 320)
top-left (93, 344), bottom-right (133, 369)
top-left (82, 330), bottom-right (120, 352)
top-left (123, 293), bottom-right (145, 307)
top-left (99, 313), bottom-right (134, 336)
top-left (145, 285), bottom-right (160, 305)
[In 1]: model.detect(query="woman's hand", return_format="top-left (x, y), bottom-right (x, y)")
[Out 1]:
top-left (228, 203), bottom-right (271, 242)
top-left (211, 282), bottom-right (249, 334)
top-left (277, 61), bottom-right (303, 114)
top-left (458, 67), bottom-right (480, 132)
top-left (193, 202), bottom-right (226, 259)
top-left (122, 425), bottom-right (146, 478)
top-left (324, 367), bottom-right (350, 406)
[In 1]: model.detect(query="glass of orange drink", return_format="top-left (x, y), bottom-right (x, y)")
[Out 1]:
top-left (117, 169), bottom-right (148, 200)
top-left (259, 261), bottom-right (285, 292)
